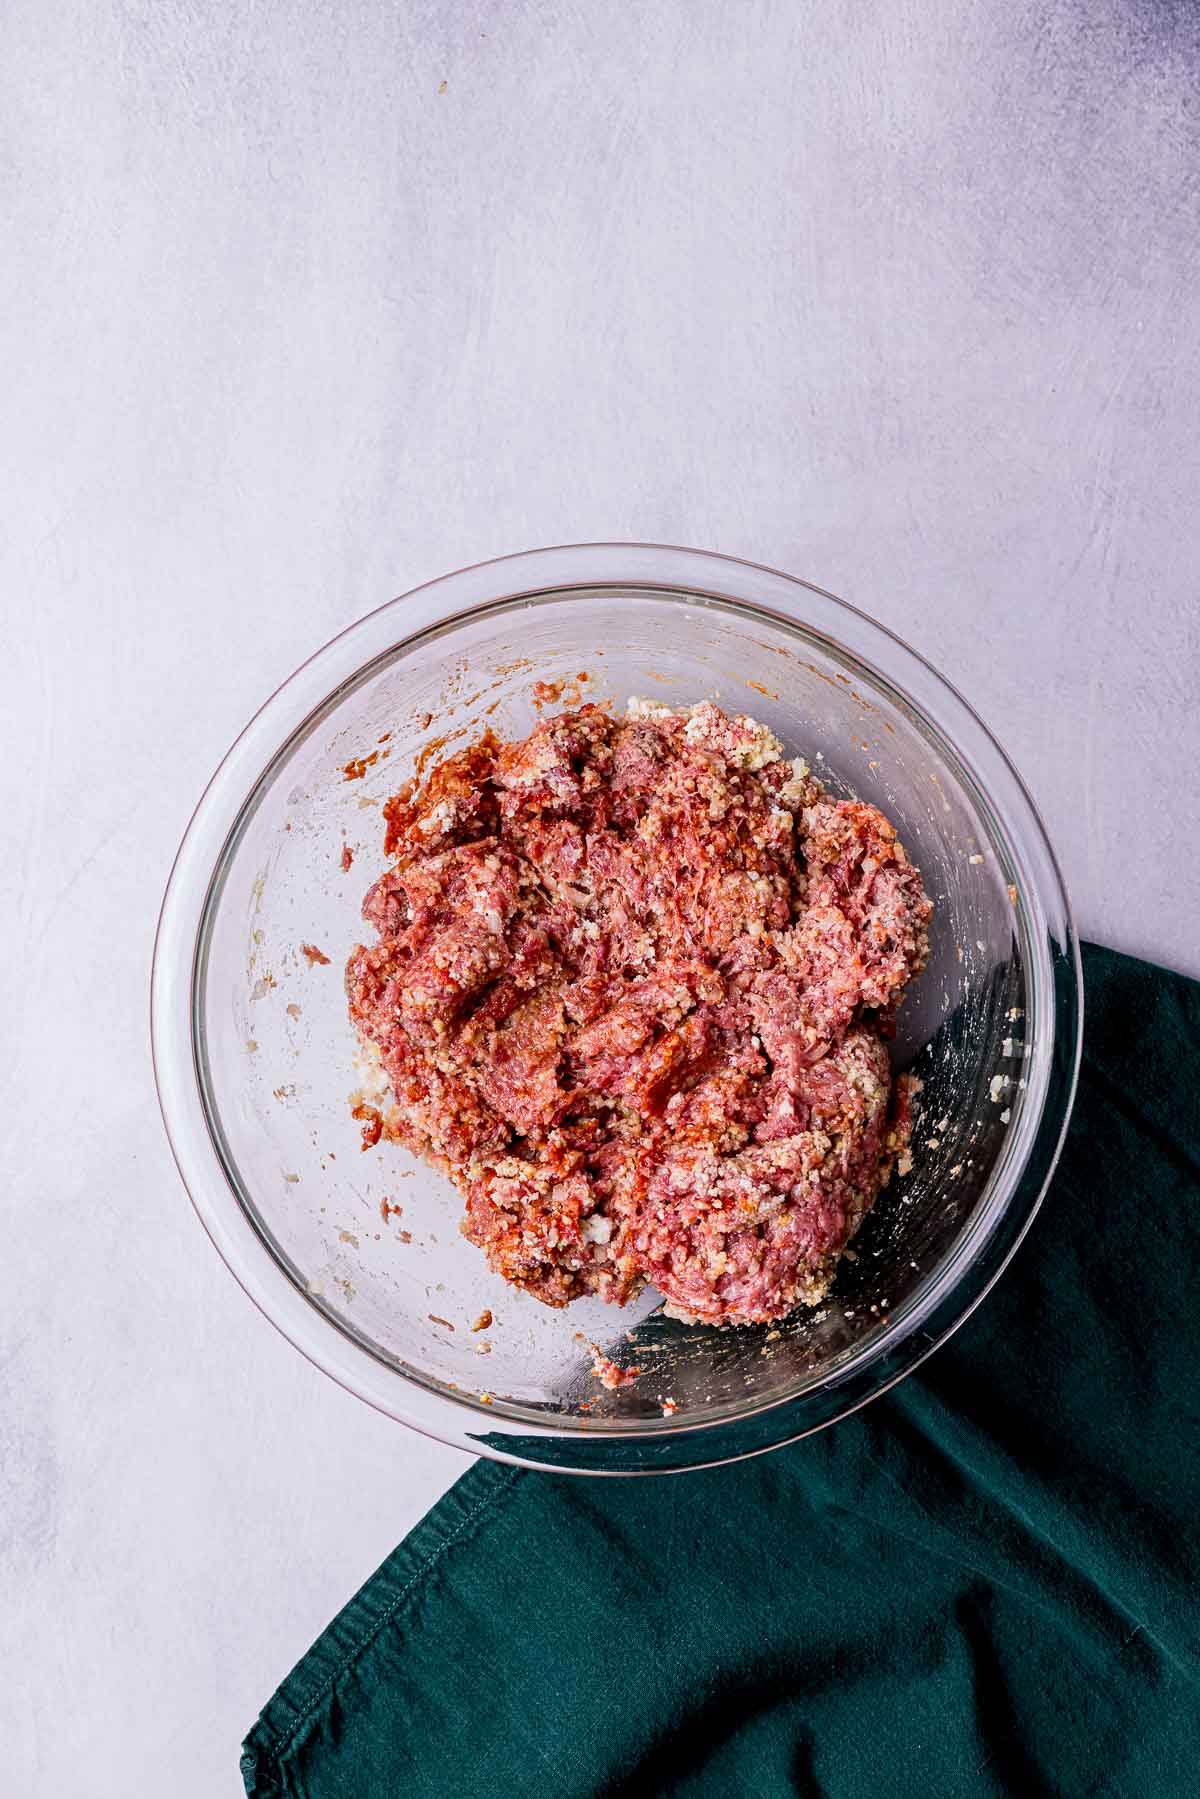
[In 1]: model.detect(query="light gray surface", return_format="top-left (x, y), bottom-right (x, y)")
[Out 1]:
top-left (4, 3), bottom-right (1199, 1793)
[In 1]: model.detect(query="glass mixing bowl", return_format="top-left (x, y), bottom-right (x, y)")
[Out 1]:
top-left (152, 544), bottom-right (1080, 1474)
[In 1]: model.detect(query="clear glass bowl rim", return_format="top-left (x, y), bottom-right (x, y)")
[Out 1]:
top-left (151, 542), bottom-right (1082, 1475)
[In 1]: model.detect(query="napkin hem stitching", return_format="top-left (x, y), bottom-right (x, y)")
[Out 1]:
top-left (272, 1464), bottom-right (524, 1766)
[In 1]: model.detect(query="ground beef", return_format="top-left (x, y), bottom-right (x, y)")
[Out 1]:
top-left (346, 699), bottom-right (931, 1324)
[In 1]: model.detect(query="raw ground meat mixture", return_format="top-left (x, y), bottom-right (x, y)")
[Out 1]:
top-left (345, 699), bottom-right (931, 1325)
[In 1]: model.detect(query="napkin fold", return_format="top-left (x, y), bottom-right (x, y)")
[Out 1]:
top-left (242, 946), bottom-right (1200, 1798)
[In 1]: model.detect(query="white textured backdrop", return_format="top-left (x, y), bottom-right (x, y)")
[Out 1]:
top-left (3, 3), bottom-right (1199, 1793)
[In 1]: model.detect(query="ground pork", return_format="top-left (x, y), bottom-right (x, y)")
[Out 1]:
top-left (345, 699), bottom-right (930, 1323)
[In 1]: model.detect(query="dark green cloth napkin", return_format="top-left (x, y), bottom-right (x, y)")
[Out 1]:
top-left (242, 945), bottom-right (1200, 1799)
